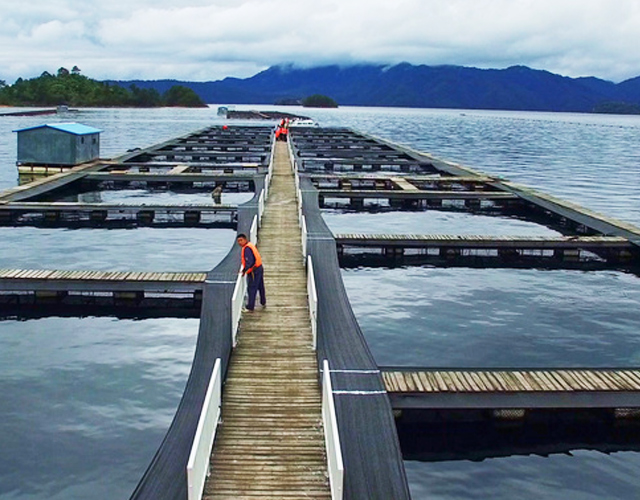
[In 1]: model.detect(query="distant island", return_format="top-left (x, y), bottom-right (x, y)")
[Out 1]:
top-left (0, 67), bottom-right (206, 108)
top-left (109, 63), bottom-right (640, 114)
top-left (302, 94), bottom-right (338, 108)
top-left (592, 101), bottom-right (640, 115)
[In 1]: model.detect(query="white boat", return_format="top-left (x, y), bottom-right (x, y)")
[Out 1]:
top-left (288, 118), bottom-right (319, 127)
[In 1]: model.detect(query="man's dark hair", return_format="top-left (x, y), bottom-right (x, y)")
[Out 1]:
top-left (237, 233), bottom-right (248, 239)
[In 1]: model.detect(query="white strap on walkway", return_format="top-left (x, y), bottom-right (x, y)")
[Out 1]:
top-left (333, 390), bottom-right (388, 396)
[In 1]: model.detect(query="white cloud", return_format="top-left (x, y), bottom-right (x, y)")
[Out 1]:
top-left (2, 0), bottom-right (640, 82)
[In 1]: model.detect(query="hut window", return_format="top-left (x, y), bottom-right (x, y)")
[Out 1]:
top-left (81, 137), bottom-right (85, 144)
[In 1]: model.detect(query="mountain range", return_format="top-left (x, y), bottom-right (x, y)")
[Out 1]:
top-left (109, 63), bottom-right (640, 112)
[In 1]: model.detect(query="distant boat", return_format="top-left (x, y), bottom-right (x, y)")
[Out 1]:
top-left (288, 118), bottom-right (319, 127)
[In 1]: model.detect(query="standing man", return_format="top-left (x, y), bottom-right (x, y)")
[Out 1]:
top-left (237, 233), bottom-right (266, 311)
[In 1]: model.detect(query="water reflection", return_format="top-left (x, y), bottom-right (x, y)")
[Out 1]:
top-left (343, 267), bottom-right (640, 368)
top-left (0, 317), bottom-right (198, 500)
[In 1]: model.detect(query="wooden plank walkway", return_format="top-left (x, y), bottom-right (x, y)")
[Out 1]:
top-left (383, 369), bottom-right (640, 393)
top-left (204, 142), bottom-right (330, 499)
top-left (318, 189), bottom-right (517, 200)
top-left (335, 234), bottom-right (632, 249)
top-left (383, 369), bottom-right (640, 410)
top-left (84, 172), bottom-right (255, 183)
top-left (0, 202), bottom-right (236, 212)
top-left (0, 269), bottom-right (206, 282)
top-left (0, 269), bottom-right (206, 296)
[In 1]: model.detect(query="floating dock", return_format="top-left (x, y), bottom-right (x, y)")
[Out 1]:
top-left (335, 234), bottom-right (635, 268)
top-left (3, 124), bottom-right (640, 499)
top-left (382, 368), bottom-right (640, 409)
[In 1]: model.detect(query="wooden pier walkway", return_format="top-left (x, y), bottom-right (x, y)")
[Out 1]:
top-left (204, 142), bottom-right (330, 498)
top-left (0, 269), bottom-right (205, 291)
top-left (335, 233), bottom-right (636, 267)
top-left (382, 368), bottom-right (640, 410)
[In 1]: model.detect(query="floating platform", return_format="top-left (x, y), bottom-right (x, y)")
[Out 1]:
top-left (382, 368), bottom-right (640, 410)
top-left (335, 234), bottom-right (636, 268)
top-left (0, 269), bottom-right (206, 317)
top-left (226, 110), bottom-right (311, 121)
top-left (0, 202), bottom-right (237, 228)
top-left (0, 108), bottom-right (58, 117)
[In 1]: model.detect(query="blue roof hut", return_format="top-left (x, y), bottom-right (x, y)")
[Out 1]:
top-left (14, 122), bottom-right (102, 166)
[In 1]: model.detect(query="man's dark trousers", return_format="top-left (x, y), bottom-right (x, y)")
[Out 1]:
top-left (246, 265), bottom-right (266, 310)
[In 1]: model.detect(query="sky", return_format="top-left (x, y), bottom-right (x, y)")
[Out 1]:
top-left (2, 0), bottom-right (640, 84)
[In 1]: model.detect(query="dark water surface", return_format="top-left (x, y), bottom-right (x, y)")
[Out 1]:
top-left (2, 106), bottom-right (640, 498)
top-left (0, 227), bottom-right (234, 271)
top-left (321, 209), bottom-right (562, 237)
top-left (0, 317), bottom-right (198, 500)
top-left (341, 267), bottom-right (640, 368)
top-left (404, 452), bottom-right (640, 500)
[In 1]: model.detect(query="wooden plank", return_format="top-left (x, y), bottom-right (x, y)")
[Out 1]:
top-left (449, 372), bottom-right (469, 392)
top-left (620, 370), bottom-right (640, 388)
top-left (166, 164), bottom-right (190, 175)
top-left (539, 371), bottom-right (569, 391)
top-left (417, 371), bottom-right (435, 392)
top-left (485, 371), bottom-right (509, 391)
top-left (409, 372), bottom-right (424, 392)
top-left (395, 372), bottom-right (410, 392)
top-left (557, 370), bottom-right (590, 391)
top-left (511, 371), bottom-right (537, 391)
top-left (476, 372), bottom-right (499, 392)
top-left (466, 372), bottom-right (490, 392)
top-left (381, 372), bottom-right (396, 392)
top-left (432, 372), bottom-right (450, 392)
top-left (390, 177), bottom-right (419, 191)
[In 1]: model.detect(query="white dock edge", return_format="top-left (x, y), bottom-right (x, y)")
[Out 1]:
top-left (258, 190), bottom-right (265, 224)
top-left (322, 359), bottom-right (344, 500)
top-left (307, 255), bottom-right (318, 350)
top-left (266, 133), bottom-right (276, 197)
top-left (186, 358), bottom-right (223, 500)
top-left (231, 263), bottom-right (246, 347)
top-left (249, 214), bottom-right (258, 245)
top-left (301, 215), bottom-right (308, 259)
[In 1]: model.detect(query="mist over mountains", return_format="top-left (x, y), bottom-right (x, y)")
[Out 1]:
top-left (109, 63), bottom-right (640, 112)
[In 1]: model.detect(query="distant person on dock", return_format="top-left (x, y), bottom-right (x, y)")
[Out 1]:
top-left (237, 233), bottom-right (266, 311)
top-left (275, 118), bottom-right (289, 141)
top-left (211, 184), bottom-right (223, 204)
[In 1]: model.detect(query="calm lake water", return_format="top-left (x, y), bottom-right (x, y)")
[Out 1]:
top-left (2, 105), bottom-right (640, 499)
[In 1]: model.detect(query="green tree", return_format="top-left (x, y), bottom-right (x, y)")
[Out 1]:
top-left (163, 85), bottom-right (207, 107)
top-left (302, 94), bottom-right (338, 108)
top-left (129, 84), bottom-right (162, 107)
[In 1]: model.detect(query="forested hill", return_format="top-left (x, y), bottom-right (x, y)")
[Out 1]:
top-left (112, 63), bottom-right (640, 112)
top-left (0, 67), bottom-right (206, 108)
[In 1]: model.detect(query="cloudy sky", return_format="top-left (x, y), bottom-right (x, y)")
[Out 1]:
top-left (2, 0), bottom-right (640, 83)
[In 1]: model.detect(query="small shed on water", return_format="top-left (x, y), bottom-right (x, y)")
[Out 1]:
top-left (14, 122), bottom-right (102, 166)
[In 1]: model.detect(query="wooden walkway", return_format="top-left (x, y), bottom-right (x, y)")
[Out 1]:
top-left (204, 142), bottom-right (330, 499)
top-left (0, 268), bottom-right (205, 293)
top-left (383, 369), bottom-right (640, 410)
top-left (335, 234), bottom-right (632, 250)
top-left (383, 369), bottom-right (640, 394)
